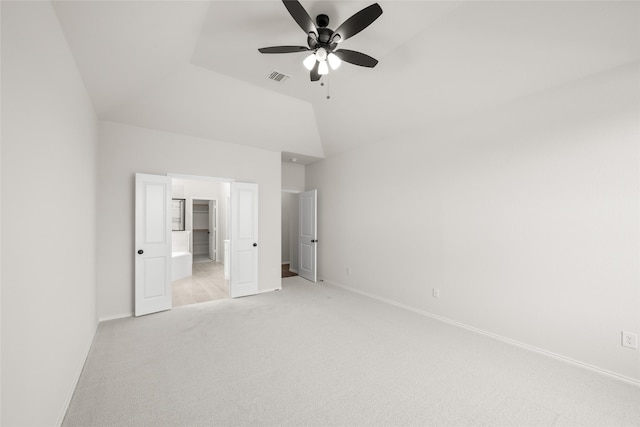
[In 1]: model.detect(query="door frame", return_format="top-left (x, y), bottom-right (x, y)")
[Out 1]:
top-left (135, 172), bottom-right (265, 316)
top-left (168, 172), bottom-right (230, 269)
top-left (168, 174), bottom-right (249, 301)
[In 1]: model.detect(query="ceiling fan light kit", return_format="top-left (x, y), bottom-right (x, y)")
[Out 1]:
top-left (258, 0), bottom-right (383, 82)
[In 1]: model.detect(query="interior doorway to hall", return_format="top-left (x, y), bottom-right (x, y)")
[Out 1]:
top-left (281, 191), bottom-right (299, 278)
top-left (281, 189), bottom-right (318, 282)
top-left (171, 177), bottom-right (231, 307)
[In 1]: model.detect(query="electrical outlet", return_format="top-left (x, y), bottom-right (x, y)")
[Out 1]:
top-left (622, 331), bottom-right (638, 349)
top-left (346, 267), bottom-right (351, 276)
top-left (432, 288), bottom-right (440, 298)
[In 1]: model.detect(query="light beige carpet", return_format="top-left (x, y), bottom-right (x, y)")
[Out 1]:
top-left (64, 277), bottom-right (640, 426)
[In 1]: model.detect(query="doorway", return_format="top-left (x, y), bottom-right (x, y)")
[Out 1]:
top-left (281, 189), bottom-right (318, 282)
top-left (192, 199), bottom-right (216, 264)
top-left (171, 178), bottom-right (228, 307)
top-left (281, 191), bottom-right (299, 278)
top-left (135, 173), bottom-right (260, 316)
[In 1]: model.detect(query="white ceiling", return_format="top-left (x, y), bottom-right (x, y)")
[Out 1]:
top-left (53, 0), bottom-right (640, 161)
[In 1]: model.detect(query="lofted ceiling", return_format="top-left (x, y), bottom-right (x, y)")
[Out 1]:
top-left (53, 1), bottom-right (640, 161)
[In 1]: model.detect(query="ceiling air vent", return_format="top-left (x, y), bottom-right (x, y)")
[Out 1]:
top-left (267, 70), bottom-right (290, 83)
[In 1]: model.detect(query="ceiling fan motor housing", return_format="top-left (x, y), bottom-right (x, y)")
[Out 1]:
top-left (309, 26), bottom-right (337, 50)
top-left (316, 13), bottom-right (330, 28)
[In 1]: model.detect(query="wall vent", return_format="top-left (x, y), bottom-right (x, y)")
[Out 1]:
top-left (267, 70), bottom-right (290, 83)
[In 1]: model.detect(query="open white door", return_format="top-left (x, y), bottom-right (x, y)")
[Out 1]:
top-left (208, 200), bottom-right (216, 260)
top-left (135, 173), bottom-right (172, 316)
top-left (298, 190), bottom-right (317, 282)
top-left (230, 182), bottom-right (259, 297)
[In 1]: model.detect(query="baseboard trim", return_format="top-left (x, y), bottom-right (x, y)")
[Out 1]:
top-left (99, 313), bottom-right (132, 322)
top-left (323, 279), bottom-right (640, 387)
top-left (56, 321), bottom-right (99, 426)
top-left (258, 287), bottom-right (282, 294)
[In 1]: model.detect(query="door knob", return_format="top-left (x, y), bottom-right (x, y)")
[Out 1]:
top-left (253, 243), bottom-right (258, 247)
top-left (137, 249), bottom-right (144, 255)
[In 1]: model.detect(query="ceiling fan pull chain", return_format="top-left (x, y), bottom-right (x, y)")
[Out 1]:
top-left (326, 75), bottom-right (331, 100)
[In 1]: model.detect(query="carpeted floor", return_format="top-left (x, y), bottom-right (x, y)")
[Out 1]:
top-left (64, 278), bottom-right (640, 426)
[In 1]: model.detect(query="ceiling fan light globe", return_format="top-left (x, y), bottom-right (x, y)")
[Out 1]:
top-left (315, 47), bottom-right (328, 62)
top-left (318, 61), bottom-right (329, 75)
top-left (327, 53), bottom-right (342, 70)
top-left (303, 54), bottom-right (317, 71)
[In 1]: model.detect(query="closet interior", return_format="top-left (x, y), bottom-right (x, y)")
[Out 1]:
top-left (192, 199), bottom-right (214, 260)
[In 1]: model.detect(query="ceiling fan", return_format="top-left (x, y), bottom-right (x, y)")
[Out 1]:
top-left (258, 0), bottom-right (383, 81)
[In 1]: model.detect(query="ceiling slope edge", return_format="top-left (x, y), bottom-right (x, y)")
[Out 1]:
top-left (103, 64), bottom-right (325, 158)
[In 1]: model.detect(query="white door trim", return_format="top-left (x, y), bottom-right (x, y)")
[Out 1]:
top-left (167, 173), bottom-right (234, 183)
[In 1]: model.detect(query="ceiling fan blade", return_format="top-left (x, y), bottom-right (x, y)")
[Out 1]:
top-left (332, 3), bottom-right (383, 43)
top-left (333, 49), bottom-right (379, 68)
top-left (310, 61), bottom-right (321, 81)
top-left (282, 0), bottom-right (318, 37)
top-left (258, 46), bottom-right (311, 54)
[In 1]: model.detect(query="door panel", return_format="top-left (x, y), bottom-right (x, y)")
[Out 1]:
top-left (230, 182), bottom-right (259, 297)
top-left (238, 190), bottom-right (255, 238)
top-left (143, 257), bottom-right (167, 298)
top-left (135, 173), bottom-right (172, 316)
top-left (298, 190), bottom-right (317, 282)
top-left (237, 250), bottom-right (255, 284)
top-left (300, 244), bottom-right (313, 271)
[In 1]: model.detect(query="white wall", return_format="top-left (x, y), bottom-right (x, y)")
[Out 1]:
top-left (97, 121), bottom-right (281, 319)
top-left (1, 2), bottom-right (98, 425)
top-left (282, 162), bottom-right (305, 192)
top-left (306, 63), bottom-right (640, 382)
top-left (173, 179), bottom-right (222, 200)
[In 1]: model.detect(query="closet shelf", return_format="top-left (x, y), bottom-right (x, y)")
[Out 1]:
top-left (193, 228), bottom-right (209, 232)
